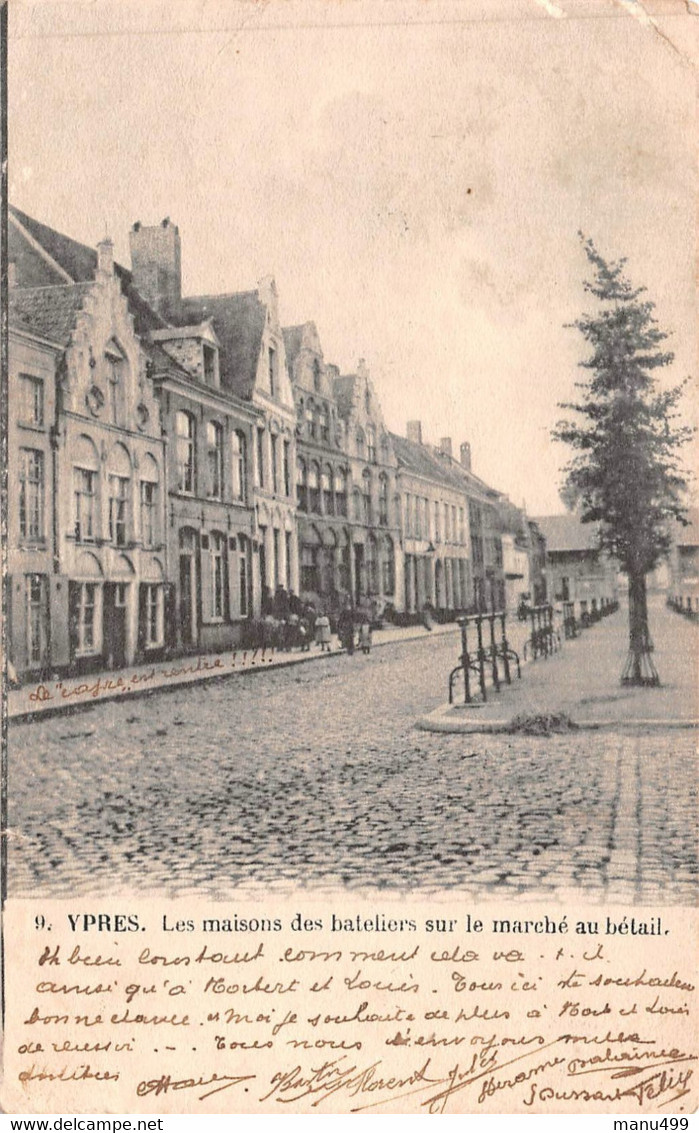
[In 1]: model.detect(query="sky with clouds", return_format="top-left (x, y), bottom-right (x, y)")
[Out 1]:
top-left (8, 0), bottom-right (697, 512)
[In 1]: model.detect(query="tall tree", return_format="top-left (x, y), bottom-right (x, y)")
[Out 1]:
top-left (553, 236), bottom-right (694, 685)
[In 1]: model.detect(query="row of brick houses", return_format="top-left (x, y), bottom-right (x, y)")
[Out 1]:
top-left (8, 206), bottom-right (566, 682)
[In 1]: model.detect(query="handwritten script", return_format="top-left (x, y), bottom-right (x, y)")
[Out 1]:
top-left (3, 900), bottom-right (696, 1114)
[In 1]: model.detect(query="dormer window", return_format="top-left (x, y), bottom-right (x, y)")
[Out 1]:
top-left (203, 343), bottom-right (218, 387)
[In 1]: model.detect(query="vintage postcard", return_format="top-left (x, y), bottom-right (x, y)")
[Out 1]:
top-left (2, 0), bottom-right (698, 1117)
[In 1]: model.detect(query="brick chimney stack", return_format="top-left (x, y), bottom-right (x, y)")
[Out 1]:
top-left (97, 237), bottom-right (114, 276)
top-left (407, 420), bottom-right (423, 445)
top-left (439, 437), bottom-right (453, 458)
top-left (129, 217), bottom-right (182, 314)
top-left (460, 441), bottom-right (472, 471)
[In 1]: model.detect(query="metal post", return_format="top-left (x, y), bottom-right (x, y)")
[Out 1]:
top-left (476, 614), bottom-right (487, 702)
top-left (499, 611), bottom-right (511, 684)
top-left (459, 616), bottom-right (471, 704)
top-left (488, 612), bottom-right (500, 692)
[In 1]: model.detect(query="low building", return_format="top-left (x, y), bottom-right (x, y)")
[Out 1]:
top-left (668, 508), bottom-right (699, 615)
top-left (533, 513), bottom-right (618, 619)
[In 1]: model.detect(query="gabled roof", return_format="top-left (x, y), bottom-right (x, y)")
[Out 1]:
top-left (9, 283), bottom-right (93, 347)
top-left (282, 325), bottom-right (305, 372)
top-left (166, 291), bottom-right (266, 400)
top-left (391, 432), bottom-right (482, 494)
top-left (332, 374), bottom-right (358, 417)
top-left (532, 513), bottom-right (601, 553)
top-left (9, 205), bottom-right (167, 338)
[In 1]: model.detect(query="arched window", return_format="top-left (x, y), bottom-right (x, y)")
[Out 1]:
top-left (232, 430), bottom-right (247, 501)
top-left (296, 458), bottom-right (308, 511)
top-left (335, 468), bottom-right (348, 517)
top-left (140, 453), bottom-right (159, 549)
top-left (322, 466), bottom-right (333, 514)
top-left (379, 474), bottom-right (389, 525)
top-left (107, 444), bottom-right (132, 548)
top-left (206, 421), bottom-right (224, 499)
top-left (305, 400), bottom-right (317, 440)
top-left (318, 404), bottom-right (329, 444)
top-left (105, 339), bottom-right (127, 426)
top-left (356, 429), bottom-right (366, 459)
top-left (362, 470), bottom-right (372, 524)
top-left (353, 487), bottom-right (362, 522)
top-left (176, 411), bottom-right (196, 494)
top-left (308, 461), bottom-right (320, 512)
top-left (73, 436), bottom-right (100, 543)
top-left (367, 425), bottom-right (377, 463)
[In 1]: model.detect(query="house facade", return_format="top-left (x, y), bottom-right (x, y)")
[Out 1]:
top-left (534, 513), bottom-right (619, 619)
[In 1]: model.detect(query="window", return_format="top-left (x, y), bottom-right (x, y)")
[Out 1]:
top-left (26, 574), bottom-right (46, 665)
top-left (232, 431), bottom-right (247, 501)
top-left (76, 582), bottom-right (100, 655)
top-left (19, 449), bottom-right (44, 541)
top-left (308, 462), bottom-right (320, 512)
top-left (322, 466), bottom-right (333, 514)
top-left (406, 494), bottom-right (413, 536)
top-left (239, 536), bottom-right (250, 615)
top-left (378, 478), bottom-right (388, 526)
top-left (74, 467), bottom-right (96, 542)
top-left (273, 528), bottom-right (281, 590)
top-left (176, 411), bottom-right (195, 494)
top-left (301, 544), bottom-right (319, 592)
top-left (207, 421), bottom-right (224, 499)
top-left (297, 459), bottom-right (308, 511)
top-left (203, 344), bottom-right (217, 386)
top-left (367, 425), bottom-right (377, 463)
top-left (210, 532), bottom-right (225, 619)
top-left (382, 538), bottom-right (395, 595)
top-left (256, 428), bottom-right (265, 488)
top-left (105, 344), bottom-right (126, 426)
top-left (285, 531), bottom-right (292, 590)
top-left (366, 537), bottom-right (378, 593)
top-left (19, 375), bottom-right (44, 427)
top-left (434, 500), bottom-right (441, 542)
top-left (140, 479), bottom-right (157, 548)
top-left (415, 496), bottom-right (423, 538)
top-left (143, 584), bottom-right (164, 648)
top-left (452, 506), bottom-right (457, 543)
top-left (362, 470), bottom-right (372, 524)
top-left (335, 468), bottom-right (348, 517)
top-left (306, 403), bottom-right (317, 441)
top-left (109, 475), bottom-right (130, 546)
top-left (313, 358), bottom-right (322, 392)
top-left (319, 405), bottom-right (329, 444)
top-left (353, 488), bottom-right (362, 522)
top-left (283, 440), bottom-right (291, 497)
top-left (271, 434), bottom-right (279, 495)
top-left (268, 346), bottom-right (276, 397)
top-left (444, 503), bottom-right (451, 543)
top-left (356, 429), bottom-right (366, 459)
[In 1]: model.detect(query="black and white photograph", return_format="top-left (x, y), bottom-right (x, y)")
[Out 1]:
top-left (2, 0), bottom-right (698, 1116)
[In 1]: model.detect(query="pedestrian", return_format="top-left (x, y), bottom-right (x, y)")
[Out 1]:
top-left (337, 606), bottom-right (355, 654)
top-left (358, 620), bottom-right (372, 655)
top-left (315, 612), bottom-right (331, 652)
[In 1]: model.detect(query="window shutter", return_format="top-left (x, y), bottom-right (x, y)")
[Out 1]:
top-left (68, 582), bottom-right (80, 662)
top-left (228, 544), bottom-right (238, 620)
top-left (137, 584), bottom-right (147, 657)
top-left (200, 543), bottom-right (213, 622)
top-left (164, 583), bottom-right (177, 650)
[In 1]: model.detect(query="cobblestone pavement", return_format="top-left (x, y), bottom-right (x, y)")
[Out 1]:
top-left (8, 632), bottom-right (697, 903)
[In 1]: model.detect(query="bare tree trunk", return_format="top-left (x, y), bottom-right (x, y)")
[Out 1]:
top-left (621, 570), bottom-right (659, 686)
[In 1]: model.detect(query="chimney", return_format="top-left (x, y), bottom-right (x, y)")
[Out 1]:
top-left (439, 437), bottom-right (453, 459)
top-left (460, 441), bottom-right (472, 471)
top-left (97, 237), bottom-right (114, 276)
top-left (407, 420), bottom-right (423, 445)
top-left (129, 217), bottom-right (182, 314)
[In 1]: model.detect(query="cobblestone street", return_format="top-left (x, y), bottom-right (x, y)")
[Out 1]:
top-left (8, 620), bottom-right (697, 905)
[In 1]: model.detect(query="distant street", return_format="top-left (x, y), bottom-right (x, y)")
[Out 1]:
top-left (8, 613), bottom-right (696, 904)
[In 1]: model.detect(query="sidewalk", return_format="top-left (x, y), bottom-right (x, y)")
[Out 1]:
top-left (419, 595), bottom-right (699, 733)
top-left (7, 618), bottom-right (460, 722)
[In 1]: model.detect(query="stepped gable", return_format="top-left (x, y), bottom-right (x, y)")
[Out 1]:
top-left (8, 282), bottom-right (93, 346)
top-left (9, 205), bottom-right (167, 338)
